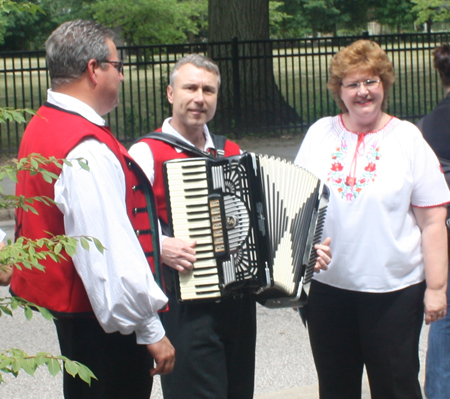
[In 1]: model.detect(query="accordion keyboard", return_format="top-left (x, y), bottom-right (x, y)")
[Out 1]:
top-left (165, 160), bottom-right (222, 300)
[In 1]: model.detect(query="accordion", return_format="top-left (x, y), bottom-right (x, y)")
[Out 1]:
top-left (163, 152), bottom-right (329, 308)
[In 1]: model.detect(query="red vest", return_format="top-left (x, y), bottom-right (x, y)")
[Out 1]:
top-left (11, 104), bottom-right (163, 316)
top-left (138, 133), bottom-right (241, 225)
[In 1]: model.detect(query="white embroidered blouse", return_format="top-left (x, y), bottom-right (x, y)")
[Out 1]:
top-left (295, 115), bottom-right (450, 292)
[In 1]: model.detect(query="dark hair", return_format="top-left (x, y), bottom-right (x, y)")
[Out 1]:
top-left (45, 20), bottom-right (115, 87)
top-left (327, 40), bottom-right (395, 112)
top-left (433, 44), bottom-right (450, 88)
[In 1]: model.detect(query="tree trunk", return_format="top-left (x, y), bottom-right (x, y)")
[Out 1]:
top-left (208, 0), bottom-right (301, 135)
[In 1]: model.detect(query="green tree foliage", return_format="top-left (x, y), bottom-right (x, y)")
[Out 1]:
top-left (271, 0), bottom-right (417, 38)
top-left (92, 0), bottom-right (207, 45)
top-left (0, 0), bottom-right (42, 14)
top-left (269, 1), bottom-right (292, 38)
top-left (0, 0), bottom-right (95, 50)
top-left (0, 0), bottom-right (43, 48)
top-left (412, 0), bottom-right (450, 31)
top-left (276, 0), bottom-right (369, 38)
top-left (372, 0), bottom-right (416, 33)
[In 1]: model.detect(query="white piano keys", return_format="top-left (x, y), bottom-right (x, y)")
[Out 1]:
top-left (165, 159), bottom-right (223, 301)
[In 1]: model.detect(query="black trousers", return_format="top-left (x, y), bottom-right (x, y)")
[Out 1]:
top-left (54, 317), bottom-right (153, 399)
top-left (160, 292), bottom-right (257, 399)
top-left (306, 280), bottom-right (425, 399)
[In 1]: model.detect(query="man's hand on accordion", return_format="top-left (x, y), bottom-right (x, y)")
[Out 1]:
top-left (313, 237), bottom-right (332, 273)
top-left (162, 237), bottom-right (197, 272)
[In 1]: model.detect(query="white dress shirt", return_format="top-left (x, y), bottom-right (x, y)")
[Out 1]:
top-left (50, 90), bottom-right (167, 345)
top-left (129, 117), bottom-right (215, 184)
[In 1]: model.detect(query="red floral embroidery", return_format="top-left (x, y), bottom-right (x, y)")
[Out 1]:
top-left (331, 162), bottom-right (343, 171)
top-left (345, 176), bottom-right (356, 186)
top-left (365, 163), bottom-right (376, 172)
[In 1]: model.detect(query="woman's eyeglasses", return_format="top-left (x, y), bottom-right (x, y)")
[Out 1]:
top-left (341, 79), bottom-right (380, 91)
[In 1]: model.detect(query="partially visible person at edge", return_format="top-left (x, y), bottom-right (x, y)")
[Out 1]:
top-left (416, 43), bottom-right (450, 399)
top-left (0, 228), bottom-right (12, 286)
top-left (294, 39), bottom-right (450, 399)
top-left (129, 53), bottom-right (332, 399)
top-left (9, 20), bottom-right (174, 399)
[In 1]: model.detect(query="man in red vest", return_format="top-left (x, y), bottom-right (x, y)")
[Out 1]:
top-left (10, 20), bottom-right (174, 399)
top-left (130, 54), bottom-right (254, 399)
top-left (130, 54), bottom-right (331, 399)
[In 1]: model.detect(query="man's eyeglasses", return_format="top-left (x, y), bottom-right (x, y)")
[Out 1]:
top-left (102, 60), bottom-right (124, 74)
top-left (341, 79), bottom-right (380, 91)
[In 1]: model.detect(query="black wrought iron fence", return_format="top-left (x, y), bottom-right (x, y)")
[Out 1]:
top-left (1, 32), bottom-right (450, 153)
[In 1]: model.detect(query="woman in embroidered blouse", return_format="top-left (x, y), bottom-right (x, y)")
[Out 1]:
top-left (294, 39), bottom-right (450, 399)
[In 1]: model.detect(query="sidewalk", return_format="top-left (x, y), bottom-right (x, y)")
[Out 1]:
top-left (254, 370), bottom-right (426, 399)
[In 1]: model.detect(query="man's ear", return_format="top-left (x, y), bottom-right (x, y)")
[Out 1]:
top-left (85, 59), bottom-right (99, 85)
top-left (167, 84), bottom-right (174, 105)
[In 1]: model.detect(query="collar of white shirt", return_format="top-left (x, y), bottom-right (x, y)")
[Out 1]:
top-left (47, 89), bottom-right (106, 127)
top-left (161, 117), bottom-right (215, 153)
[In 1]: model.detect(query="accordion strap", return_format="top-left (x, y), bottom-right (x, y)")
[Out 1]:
top-left (138, 132), bottom-right (227, 159)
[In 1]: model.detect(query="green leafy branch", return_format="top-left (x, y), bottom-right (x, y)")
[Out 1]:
top-left (0, 154), bottom-right (89, 212)
top-left (0, 108), bottom-right (37, 124)
top-left (1, 235), bottom-right (106, 272)
top-left (0, 296), bottom-right (54, 321)
top-left (0, 155), bottom-right (101, 386)
top-left (0, 153), bottom-right (89, 185)
top-left (0, 235), bottom-right (105, 384)
top-left (0, 349), bottom-right (96, 385)
top-left (0, 0), bottom-right (44, 15)
top-left (0, 193), bottom-right (55, 214)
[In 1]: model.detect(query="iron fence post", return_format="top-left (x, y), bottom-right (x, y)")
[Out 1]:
top-left (231, 36), bottom-right (241, 138)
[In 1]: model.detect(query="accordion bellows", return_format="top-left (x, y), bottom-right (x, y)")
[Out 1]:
top-left (163, 152), bottom-right (329, 308)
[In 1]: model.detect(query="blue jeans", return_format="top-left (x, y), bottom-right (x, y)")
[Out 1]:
top-left (425, 272), bottom-right (450, 399)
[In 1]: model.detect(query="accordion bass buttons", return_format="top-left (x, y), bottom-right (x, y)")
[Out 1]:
top-left (209, 196), bottom-right (227, 256)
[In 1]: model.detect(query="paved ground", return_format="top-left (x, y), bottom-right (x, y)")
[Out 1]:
top-left (0, 136), bottom-right (429, 398)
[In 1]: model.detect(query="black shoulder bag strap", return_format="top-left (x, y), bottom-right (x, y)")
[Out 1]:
top-left (210, 133), bottom-right (227, 158)
top-left (138, 131), bottom-right (227, 159)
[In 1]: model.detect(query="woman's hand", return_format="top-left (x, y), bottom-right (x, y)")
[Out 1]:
top-left (314, 237), bottom-right (332, 273)
top-left (424, 286), bottom-right (447, 325)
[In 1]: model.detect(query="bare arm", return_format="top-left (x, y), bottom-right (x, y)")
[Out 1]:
top-left (412, 206), bottom-right (448, 325)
